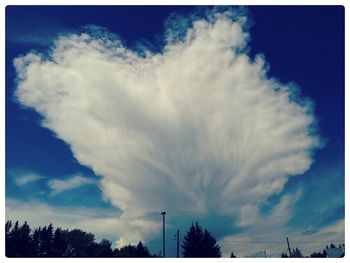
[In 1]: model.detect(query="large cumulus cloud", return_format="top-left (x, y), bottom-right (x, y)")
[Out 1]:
top-left (14, 10), bottom-right (319, 231)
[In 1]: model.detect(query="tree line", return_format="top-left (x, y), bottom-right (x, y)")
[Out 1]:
top-left (5, 220), bottom-right (222, 257)
top-left (6, 220), bottom-right (343, 258)
top-left (281, 243), bottom-right (345, 258)
top-left (5, 220), bottom-right (155, 257)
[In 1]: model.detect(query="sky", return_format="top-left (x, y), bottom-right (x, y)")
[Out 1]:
top-left (5, 6), bottom-right (345, 257)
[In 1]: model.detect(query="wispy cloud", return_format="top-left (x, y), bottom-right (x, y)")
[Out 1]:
top-left (14, 7), bottom-right (321, 243)
top-left (48, 175), bottom-right (96, 195)
top-left (15, 173), bottom-right (43, 186)
top-left (220, 191), bottom-right (344, 257)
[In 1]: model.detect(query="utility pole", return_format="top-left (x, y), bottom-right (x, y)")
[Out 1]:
top-left (161, 211), bottom-right (166, 258)
top-left (176, 229), bottom-right (179, 258)
top-left (286, 237), bottom-right (292, 258)
top-left (264, 250), bottom-right (267, 258)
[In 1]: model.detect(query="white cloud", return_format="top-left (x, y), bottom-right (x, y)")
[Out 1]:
top-left (14, 10), bottom-right (320, 240)
top-left (5, 198), bottom-right (159, 248)
top-left (15, 173), bottom-right (43, 186)
top-left (48, 174), bottom-right (96, 195)
top-left (219, 191), bottom-right (345, 257)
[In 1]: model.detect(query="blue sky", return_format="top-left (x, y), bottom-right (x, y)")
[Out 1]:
top-left (5, 6), bottom-right (344, 257)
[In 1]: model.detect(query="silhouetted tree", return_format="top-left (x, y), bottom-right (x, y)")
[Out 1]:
top-left (18, 221), bottom-right (32, 256)
top-left (136, 241), bottom-right (151, 257)
top-left (117, 242), bottom-right (152, 257)
top-left (31, 228), bottom-right (41, 257)
top-left (201, 229), bottom-right (221, 257)
top-left (117, 244), bottom-right (136, 257)
top-left (89, 239), bottom-right (114, 257)
top-left (5, 221), bottom-right (12, 236)
top-left (310, 243), bottom-right (345, 258)
top-left (230, 251), bottom-right (236, 258)
top-left (310, 252), bottom-right (326, 258)
top-left (182, 222), bottom-right (203, 257)
top-left (291, 247), bottom-right (303, 258)
top-left (322, 249), bottom-right (327, 257)
top-left (6, 220), bottom-right (20, 257)
top-left (5, 220), bottom-right (12, 257)
top-left (281, 252), bottom-right (289, 258)
top-left (182, 222), bottom-right (221, 257)
top-left (40, 224), bottom-right (53, 256)
top-left (52, 228), bottom-right (67, 256)
top-left (5, 221), bottom-right (154, 258)
top-left (63, 229), bottom-right (95, 257)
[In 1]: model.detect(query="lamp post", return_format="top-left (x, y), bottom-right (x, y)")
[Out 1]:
top-left (176, 229), bottom-right (179, 258)
top-left (161, 211), bottom-right (166, 258)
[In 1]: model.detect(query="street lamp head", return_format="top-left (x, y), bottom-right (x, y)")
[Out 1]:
top-left (161, 211), bottom-right (166, 215)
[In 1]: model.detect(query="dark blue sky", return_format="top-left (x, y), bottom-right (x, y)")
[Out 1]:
top-left (5, 6), bottom-right (344, 257)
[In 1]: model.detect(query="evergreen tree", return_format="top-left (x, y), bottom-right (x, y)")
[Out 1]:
top-left (116, 242), bottom-right (152, 257)
top-left (281, 252), bottom-right (289, 258)
top-left (291, 247), bottom-right (303, 258)
top-left (182, 222), bottom-right (203, 257)
top-left (52, 228), bottom-right (67, 256)
top-left (201, 229), bottom-right (221, 257)
top-left (5, 220), bottom-right (12, 257)
top-left (63, 228), bottom-right (95, 257)
top-left (40, 224), bottom-right (54, 256)
top-left (322, 249), bottom-right (327, 257)
top-left (5, 220), bottom-right (12, 235)
top-left (182, 222), bottom-right (221, 257)
top-left (31, 228), bottom-right (41, 257)
top-left (18, 221), bottom-right (32, 256)
top-left (5, 220), bottom-right (154, 258)
top-left (89, 239), bottom-right (114, 257)
top-left (6, 221), bottom-right (20, 257)
top-left (136, 241), bottom-right (151, 257)
top-left (117, 244), bottom-right (138, 257)
top-left (310, 252), bottom-right (326, 258)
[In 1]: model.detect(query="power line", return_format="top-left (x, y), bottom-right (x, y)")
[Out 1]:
top-left (145, 238), bottom-right (176, 246)
top-left (289, 240), bottom-right (345, 244)
top-left (220, 239), bottom-right (344, 244)
top-left (221, 240), bottom-right (284, 244)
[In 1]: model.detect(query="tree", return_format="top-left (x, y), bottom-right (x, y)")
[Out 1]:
top-left (310, 252), bottom-right (326, 258)
top-left (62, 229), bottom-right (95, 257)
top-left (6, 220), bottom-right (20, 257)
top-left (182, 222), bottom-right (221, 257)
top-left (89, 239), bottom-right (114, 257)
top-left (117, 244), bottom-right (137, 257)
top-left (52, 228), bottom-right (67, 256)
top-left (31, 228), bottom-right (41, 257)
top-left (5, 220), bottom-right (12, 236)
top-left (18, 221), bottom-right (32, 256)
top-left (5, 220), bottom-right (13, 257)
top-left (322, 249), bottom-right (327, 257)
top-left (136, 241), bottom-right (151, 257)
top-left (5, 220), bottom-right (156, 258)
top-left (291, 247), bottom-right (303, 258)
top-left (281, 252), bottom-right (289, 258)
top-left (40, 224), bottom-right (53, 256)
top-left (201, 229), bottom-right (221, 257)
top-left (117, 242), bottom-right (152, 257)
top-left (182, 222), bottom-right (203, 257)
top-left (230, 251), bottom-right (236, 258)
